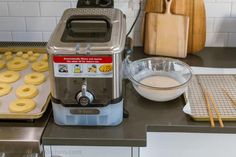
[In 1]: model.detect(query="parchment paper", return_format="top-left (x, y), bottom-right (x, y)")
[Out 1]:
top-left (0, 55), bottom-right (50, 117)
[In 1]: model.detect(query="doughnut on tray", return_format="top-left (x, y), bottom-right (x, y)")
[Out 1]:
top-left (0, 51), bottom-right (50, 120)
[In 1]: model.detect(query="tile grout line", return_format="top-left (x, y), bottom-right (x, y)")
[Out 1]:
top-left (6, 1), bottom-right (13, 41)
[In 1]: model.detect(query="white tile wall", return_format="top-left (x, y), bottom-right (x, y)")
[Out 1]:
top-left (12, 32), bottom-right (42, 41)
top-left (8, 2), bottom-right (40, 16)
top-left (0, 0), bottom-right (235, 47)
top-left (0, 2), bottom-right (8, 16)
top-left (42, 32), bottom-right (52, 42)
top-left (205, 0), bottom-right (236, 47)
top-left (205, 3), bottom-right (231, 17)
top-left (0, 32), bottom-right (12, 41)
top-left (0, 17), bottom-right (26, 31)
top-left (26, 17), bottom-right (56, 31)
top-left (40, 2), bottom-right (71, 16)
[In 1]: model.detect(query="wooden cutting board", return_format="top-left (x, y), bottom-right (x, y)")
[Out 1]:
top-left (142, 0), bottom-right (206, 53)
top-left (144, 0), bottom-right (189, 58)
top-left (141, 0), bottom-right (164, 43)
top-left (171, 0), bottom-right (206, 53)
top-left (145, 0), bottom-right (164, 13)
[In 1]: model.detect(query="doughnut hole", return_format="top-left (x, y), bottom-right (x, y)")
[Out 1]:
top-left (23, 87), bottom-right (30, 92)
top-left (14, 61), bottom-right (21, 65)
top-left (5, 74), bottom-right (12, 78)
top-left (31, 76), bottom-right (37, 79)
top-left (17, 103), bottom-right (26, 107)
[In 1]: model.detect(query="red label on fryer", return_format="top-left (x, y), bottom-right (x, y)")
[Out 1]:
top-left (53, 56), bottom-right (112, 64)
top-left (53, 55), bottom-right (113, 78)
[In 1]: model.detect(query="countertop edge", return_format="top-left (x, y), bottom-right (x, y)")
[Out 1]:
top-left (42, 138), bottom-right (146, 147)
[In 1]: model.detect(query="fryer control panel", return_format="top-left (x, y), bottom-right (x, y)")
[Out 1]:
top-left (77, 0), bottom-right (114, 8)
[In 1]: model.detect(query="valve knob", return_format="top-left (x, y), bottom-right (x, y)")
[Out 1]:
top-left (76, 84), bottom-right (94, 106)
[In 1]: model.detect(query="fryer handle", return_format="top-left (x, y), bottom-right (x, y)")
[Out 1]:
top-left (66, 15), bottom-right (112, 30)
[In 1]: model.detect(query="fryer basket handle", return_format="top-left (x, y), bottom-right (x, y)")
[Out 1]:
top-left (66, 15), bottom-right (112, 30)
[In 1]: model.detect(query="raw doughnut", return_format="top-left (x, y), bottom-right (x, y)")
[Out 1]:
top-left (29, 56), bottom-right (37, 62)
top-left (14, 56), bottom-right (22, 60)
top-left (0, 83), bottom-right (12, 96)
top-left (16, 51), bottom-right (23, 57)
top-left (5, 55), bottom-right (13, 61)
top-left (42, 54), bottom-right (48, 61)
top-left (0, 71), bottom-right (20, 83)
top-left (22, 54), bottom-right (29, 59)
top-left (27, 51), bottom-right (34, 56)
top-left (16, 84), bottom-right (38, 99)
top-left (32, 61), bottom-right (49, 72)
top-left (4, 51), bottom-right (12, 56)
top-left (7, 58), bottom-right (28, 71)
top-left (24, 72), bottom-right (45, 85)
top-left (33, 53), bottom-right (40, 58)
top-left (0, 60), bottom-right (5, 69)
top-left (9, 99), bottom-right (36, 113)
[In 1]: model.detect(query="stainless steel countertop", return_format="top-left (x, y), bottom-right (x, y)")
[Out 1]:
top-left (0, 107), bottom-right (51, 155)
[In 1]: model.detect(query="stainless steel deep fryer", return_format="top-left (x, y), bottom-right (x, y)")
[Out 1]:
top-left (47, 8), bottom-right (126, 126)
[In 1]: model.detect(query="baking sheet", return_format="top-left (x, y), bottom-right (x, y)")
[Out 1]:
top-left (183, 67), bottom-right (236, 121)
top-left (0, 53), bottom-right (50, 119)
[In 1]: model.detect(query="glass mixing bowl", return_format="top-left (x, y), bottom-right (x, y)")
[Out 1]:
top-left (124, 57), bottom-right (192, 102)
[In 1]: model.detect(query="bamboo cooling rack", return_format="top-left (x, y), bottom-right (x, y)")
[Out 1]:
top-left (187, 74), bottom-right (236, 121)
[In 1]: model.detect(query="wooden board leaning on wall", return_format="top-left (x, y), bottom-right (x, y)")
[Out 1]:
top-left (142, 0), bottom-right (206, 54)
